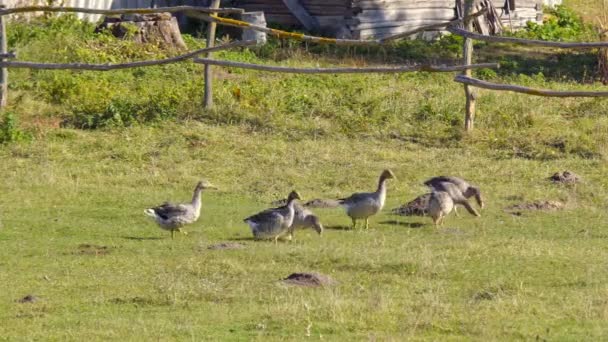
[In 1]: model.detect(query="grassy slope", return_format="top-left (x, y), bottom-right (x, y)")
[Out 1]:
top-left (1, 124), bottom-right (608, 340)
top-left (1, 7), bottom-right (608, 340)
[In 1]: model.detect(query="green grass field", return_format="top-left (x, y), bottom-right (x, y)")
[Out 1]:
top-left (1, 4), bottom-right (608, 340)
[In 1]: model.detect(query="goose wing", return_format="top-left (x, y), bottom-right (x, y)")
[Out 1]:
top-left (244, 208), bottom-right (285, 226)
top-left (338, 192), bottom-right (374, 205)
top-left (150, 202), bottom-right (190, 220)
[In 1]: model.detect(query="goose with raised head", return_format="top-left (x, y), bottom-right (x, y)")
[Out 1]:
top-left (428, 191), bottom-right (454, 226)
top-left (245, 190), bottom-right (302, 243)
top-left (337, 169), bottom-right (396, 229)
top-left (144, 180), bottom-right (217, 239)
top-left (424, 179), bottom-right (480, 217)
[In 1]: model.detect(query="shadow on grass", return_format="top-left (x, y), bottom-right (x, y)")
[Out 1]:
top-left (121, 236), bottom-right (164, 241)
top-left (324, 225), bottom-right (353, 231)
top-left (379, 220), bottom-right (426, 229)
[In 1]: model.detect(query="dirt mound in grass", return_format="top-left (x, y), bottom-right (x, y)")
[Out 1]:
top-left (505, 200), bottom-right (565, 212)
top-left (549, 171), bottom-right (581, 184)
top-left (208, 242), bottom-right (245, 250)
top-left (391, 193), bottom-right (430, 216)
top-left (282, 272), bottom-right (337, 287)
top-left (77, 244), bottom-right (111, 255)
top-left (18, 295), bottom-right (39, 303)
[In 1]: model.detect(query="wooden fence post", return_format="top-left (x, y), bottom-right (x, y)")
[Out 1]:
top-left (0, 6), bottom-right (8, 109)
top-left (203, 0), bottom-right (221, 110)
top-left (463, 0), bottom-right (476, 131)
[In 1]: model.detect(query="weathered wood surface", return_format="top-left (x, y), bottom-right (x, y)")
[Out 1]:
top-left (448, 26), bottom-right (608, 48)
top-left (281, 0), bottom-right (320, 30)
top-left (462, 0), bottom-right (476, 131)
top-left (455, 75), bottom-right (608, 97)
top-left (0, 8), bottom-right (7, 108)
top-left (194, 58), bottom-right (499, 73)
top-left (0, 5), bottom-right (244, 16)
top-left (0, 40), bottom-right (256, 70)
top-left (204, 0), bottom-right (221, 109)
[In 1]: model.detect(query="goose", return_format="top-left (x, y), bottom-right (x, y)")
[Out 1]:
top-left (144, 180), bottom-right (217, 239)
top-left (428, 191), bottom-right (454, 226)
top-left (244, 190), bottom-right (302, 243)
top-left (424, 179), bottom-right (480, 217)
top-left (424, 176), bottom-right (484, 209)
top-left (291, 201), bottom-right (324, 236)
top-left (337, 169), bottom-right (396, 229)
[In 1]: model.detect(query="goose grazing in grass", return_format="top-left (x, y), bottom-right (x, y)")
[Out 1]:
top-left (428, 191), bottom-right (454, 226)
top-left (144, 180), bottom-right (217, 239)
top-left (424, 177), bottom-right (481, 217)
top-left (291, 202), bottom-right (324, 236)
top-left (337, 169), bottom-right (396, 229)
top-left (245, 190), bottom-right (302, 243)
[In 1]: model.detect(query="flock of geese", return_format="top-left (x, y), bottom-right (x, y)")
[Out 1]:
top-left (144, 170), bottom-right (484, 242)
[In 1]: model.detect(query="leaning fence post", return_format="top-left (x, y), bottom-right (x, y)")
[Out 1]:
top-left (462, 0), bottom-right (476, 131)
top-left (203, 0), bottom-right (221, 110)
top-left (0, 5), bottom-right (8, 108)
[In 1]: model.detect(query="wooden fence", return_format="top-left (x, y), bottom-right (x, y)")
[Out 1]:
top-left (1, 3), bottom-right (607, 132)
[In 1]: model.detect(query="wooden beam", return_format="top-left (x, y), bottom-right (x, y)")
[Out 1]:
top-left (281, 0), bottom-right (320, 31)
top-left (0, 5), bottom-right (243, 16)
top-left (454, 75), bottom-right (608, 97)
top-left (0, 41), bottom-right (256, 70)
top-left (462, 0), bottom-right (476, 132)
top-left (0, 5), bottom-right (6, 108)
top-left (193, 58), bottom-right (499, 73)
top-left (448, 26), bottom-right (608, 48)
top-left (204, 0), bottom-right (221, 110)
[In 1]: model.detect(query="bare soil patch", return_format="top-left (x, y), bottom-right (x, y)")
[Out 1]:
top-left (391, 193), bottom-right (430, 216)
top-left (505, 200), bottom-right (565, 213)
top-left (208, 242), bottom-right (246, 250)
top-left (282, 272), bottom-right (337, 287)
top-left (77, 244), bottom-right (111, 255)
top-left (549, 171), bottom-right (581, 184)
top-left (18, 295), bottom-right (39, 303)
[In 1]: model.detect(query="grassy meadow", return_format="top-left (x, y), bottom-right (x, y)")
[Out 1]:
top-left (1, 4), bottom-right (608, 340)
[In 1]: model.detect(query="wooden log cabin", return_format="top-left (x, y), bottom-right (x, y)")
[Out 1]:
top-left (231, 0), bottom-right (546, 39)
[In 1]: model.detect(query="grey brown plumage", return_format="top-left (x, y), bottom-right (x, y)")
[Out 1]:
top-left (428, 191), bottom-right (454, 226)
top-left (291, 202), bottom-right (324, 235)
top-left (424, 176), bottom-right (484, 209)
top-left (144, 180), bottom-right (217, 239)
top-left (337, 169), bottom-right (396, 229)
top-left (424, 176), bottom-right (482, 217)
top-left (245, 191), bottom-right (302, 243)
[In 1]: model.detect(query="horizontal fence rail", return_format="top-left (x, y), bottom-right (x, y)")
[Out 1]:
top-left (448, 26), bottom-right (608, 49)
top-left (193, 58), bottom-right (500, 74)
top-left (0, 40), bottom-right (256, 70)
top-left (0, 5), bottom-right (244, 16)
top-left (455, 75), bottom-right (608, 97)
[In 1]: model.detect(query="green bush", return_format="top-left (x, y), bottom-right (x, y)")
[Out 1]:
top-left (514, 5), bottom-right (595, 41)
top-left (0, 112), bottom-right (30, 144)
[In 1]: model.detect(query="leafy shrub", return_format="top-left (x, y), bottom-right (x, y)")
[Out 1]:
top-left (514, 5), bottom-right (595, 41)
top-left (0, 112), bottom-right (30, 144)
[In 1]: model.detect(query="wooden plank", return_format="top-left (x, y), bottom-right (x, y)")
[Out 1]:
top-left (447, 26), bottom-right (608, 48)
top-left (281, 0), bottom-right (320, 30)
top-left (0, 6), bottom-right (6, 108)
top-left (455, 75), bottom-right (608, 97)
top-left (0, 5), bottom-right (243, 15)
top-left (356, 8), bottom-right (456, 23)
top-left (354, 19), bottom-right (450, 30)
top-left (204, 0), bottom-right (221, 110)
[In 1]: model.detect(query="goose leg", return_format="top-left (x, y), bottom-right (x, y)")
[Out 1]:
top-left (365, 218), bottom-right (369, 230)
top-left (351, 218), bottom-right (357, 230)
top-left (453, 206), bottom-right (460, 217)
top-left (179, 228), bottom-right (188, 236)
top-left (274, 236), bottom-right (279, 245)
top-left (171, 229), bottom-right (175, 239)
